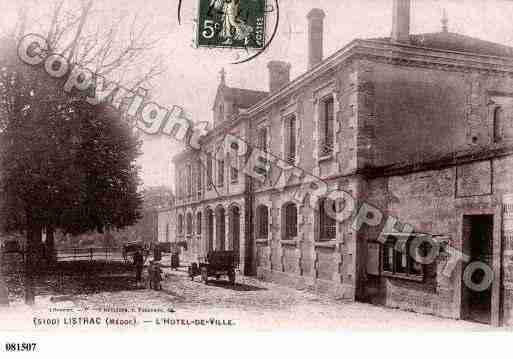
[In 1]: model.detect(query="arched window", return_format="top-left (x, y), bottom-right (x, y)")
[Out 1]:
top-left (196, 212), bottom-right (202, 235)
top-left (186, 213), bottom-right (193, 235)
top-left (256, 205), bottom-right (269, 239)
top-left (318, 197), bottom-right (336, 240)
top-left (283, 203), bottom-right (297, 239)
top-left (177, 214), bottom-right (183, 234)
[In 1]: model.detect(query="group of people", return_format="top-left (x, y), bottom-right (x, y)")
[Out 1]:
top-left (132, 249), bottom-right (163, 290)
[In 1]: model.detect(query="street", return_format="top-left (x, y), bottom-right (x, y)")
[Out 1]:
top-left (1, 263), bottom-right (489, 331)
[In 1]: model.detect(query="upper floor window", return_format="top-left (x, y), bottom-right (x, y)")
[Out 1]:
top-left (257, 127), bottom-right (268, 152)
top-left (197, 162), bottom-right (203, 195)
top-left (318, 197), bottom-right (336, 240)
top-left (283, 202), bottom-right (298, 239)
top-left (187, 164), bottom-right (193, 196)
top-left (230, 160), bottom-right (239, 183)
top-left (320, 97), bottom-right (334, 157)
top-left (494, 106), bottom-right (504, 143)
top-left (218, 159), bottom-right (225, 187)
top-left (206, 154), bottom-right (213, 190)
top-left (219, 103), bottom-right (224, 122)
top-left (186, 213), bottom-right (193, 235)
top-left (256, 205), bottom-right (269, 239)
top-left (284, 115), bottom-right (296, 165)
top-left (177, 214), bottom-right (184, 234)
top-left (196, 212), bottom-right (202, 235)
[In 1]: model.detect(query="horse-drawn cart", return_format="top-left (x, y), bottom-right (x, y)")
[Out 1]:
top-left (188, 250), bottom-right (237, 285)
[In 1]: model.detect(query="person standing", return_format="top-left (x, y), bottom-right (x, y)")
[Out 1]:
top-left (133, 250), bottom-right (144, 283)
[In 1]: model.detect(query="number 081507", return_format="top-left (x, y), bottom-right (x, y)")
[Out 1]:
top-left (5, 343), bottom-right (37, 352)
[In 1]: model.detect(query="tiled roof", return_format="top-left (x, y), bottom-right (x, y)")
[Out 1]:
top-left (223, 86), bottom-right (269, 109)
top-left (368, 32), bottom-right (513, 58)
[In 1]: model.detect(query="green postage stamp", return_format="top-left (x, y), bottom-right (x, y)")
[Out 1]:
top-left (197, 0), bottom-right (267, 49)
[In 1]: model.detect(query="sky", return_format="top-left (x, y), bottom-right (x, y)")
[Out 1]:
top-left (3, 0), bottom-right (513, 190)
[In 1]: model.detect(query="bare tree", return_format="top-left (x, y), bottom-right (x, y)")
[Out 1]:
top-left (16, 0), bottom-right (166, 91)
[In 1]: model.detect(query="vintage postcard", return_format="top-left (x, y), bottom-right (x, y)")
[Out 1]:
top-left (0, 0), bottom-right (512, 356)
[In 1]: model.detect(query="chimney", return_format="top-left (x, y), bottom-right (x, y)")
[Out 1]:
top-left (307, 8), bottom-right (325, 70)
top-left (391, 0), bottom-right (410, 43)
top-left (267, 61), bottom-right (291, 93)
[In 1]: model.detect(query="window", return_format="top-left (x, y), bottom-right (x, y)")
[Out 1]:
top-left (218, 160), bottom-right (224, 187)
top-left (177, 214), bottom-right (183, 234)
top-left (256, 205), bottom-right (269, 239)
top-left (186, 213), bottom-right (193, 235)
top-left (258, 127), bottom-right (268, 152)
top-left (494, 106), bottom-right (503, 142)
top-left (230, 159), bottom-right (239, 183)
top-left (283, 203), bottom-right (297, 239)
top-left (319, 198), bottom-right (336, 240)
top-left (382, 235), bottom-right (424, 280)
top-left (206, 154), bottom-right (213, 190)
top-left (320, 97), bottom-right (334, 156)
top-left (166, 223), bottom-right (169, 241)
top-left (284, 115), bottom-right (296, 165)
top-left (196, 212), bottom-right (202, 235)
top-left (219, 103), bottom-right (224, 122)
top-left (197, 162), bottom-right (203, 196)
top-left (179, 173), bottom-right (185, 198)
top-left (187, 164), bottom-right (192, 196)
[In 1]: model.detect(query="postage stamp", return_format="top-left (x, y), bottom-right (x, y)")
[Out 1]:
top-left (196, 0), bottom-right (267, 49)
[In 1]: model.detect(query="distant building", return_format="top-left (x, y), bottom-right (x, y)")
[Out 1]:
top-left (173, 0), bottom-right (513, 326)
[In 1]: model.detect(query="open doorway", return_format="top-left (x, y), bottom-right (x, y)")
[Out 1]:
top-left (461, 215), bottom-right (494, 324)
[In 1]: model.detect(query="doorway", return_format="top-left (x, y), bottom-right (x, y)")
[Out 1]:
top-left (461, 215), bottom-right (494, 324)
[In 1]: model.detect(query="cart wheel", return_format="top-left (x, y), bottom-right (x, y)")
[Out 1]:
top-left (228, 270), bottom-right (235, 285)
top-left (201, 267), bottom-right (208, 284)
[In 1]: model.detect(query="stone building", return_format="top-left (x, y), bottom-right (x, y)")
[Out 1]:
top-left (173, 0), bottom-right (513, 326)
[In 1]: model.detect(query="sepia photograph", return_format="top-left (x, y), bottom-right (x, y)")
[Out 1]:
top-left (0, 0), bottom-right (512, 356)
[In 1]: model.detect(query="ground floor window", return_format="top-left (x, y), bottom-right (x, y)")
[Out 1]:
top-left (382, 235), bottom-right (424, 280)
top-left (318, 198), bottom-right (336, 240)
top-left (256, 205), bottom-right (269, 239)
top-left (283, 203), bottom-right (297, 239)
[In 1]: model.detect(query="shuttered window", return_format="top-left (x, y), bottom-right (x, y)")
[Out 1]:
top-left (284, 116), bottom-right (296, 165)
top-left (320, 97), bottom-right (334, 156)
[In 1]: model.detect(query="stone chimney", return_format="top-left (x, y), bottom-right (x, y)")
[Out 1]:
top-left (307, 8), bottom-right (325, 70)
top-left (391, 0), bottom-right (410, 43)
top-left (267, 61), bottom-right (291, 93)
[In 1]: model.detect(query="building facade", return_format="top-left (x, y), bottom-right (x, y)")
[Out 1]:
top-left (173, 0), bottom-right (513, 326)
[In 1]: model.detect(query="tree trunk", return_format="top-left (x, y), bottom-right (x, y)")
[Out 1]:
top-left (0, 252), bottom-right (9, 307)
top-left (46, 226), bottom-right (56, 264)
top-left (24, 222), bottom-right (42, 305)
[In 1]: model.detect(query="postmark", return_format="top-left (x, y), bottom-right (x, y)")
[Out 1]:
top-left (196, 0), bottom-right (267, 49)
